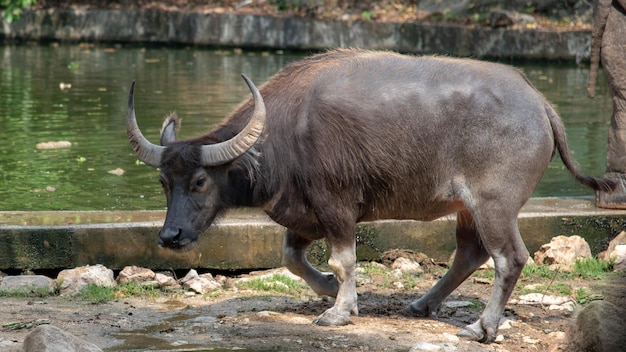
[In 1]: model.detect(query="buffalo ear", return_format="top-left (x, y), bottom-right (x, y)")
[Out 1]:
top-left (160, 112), bottom-right (180, 146)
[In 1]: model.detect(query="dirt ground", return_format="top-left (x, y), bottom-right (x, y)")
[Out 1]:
top-left (3, 261), bottom-right (623, 352)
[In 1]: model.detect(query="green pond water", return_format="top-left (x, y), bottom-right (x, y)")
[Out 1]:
top-left (0, 44), bottom-right (613, 211)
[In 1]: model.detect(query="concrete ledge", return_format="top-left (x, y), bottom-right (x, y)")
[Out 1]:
top-left (1, 197), bottom-right (624, 271)
top-left (1, 9), bottom-right (591, 60)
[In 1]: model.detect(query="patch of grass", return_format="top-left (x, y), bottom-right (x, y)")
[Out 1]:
top-left (237, 274), bottom-right (307, 295)
top-left (0, 286), bottom-right (54, 298)
top-left (522, 259), bottom-right (612, 281)
top-left (519, 282), bottom-right (572, 296)
top-left (468, 298), bottom-right (485, 311)
top-left (571, 258), bottom-right (613, 280)
top-left (76, 282), bottom-right (160, 302)
top-left (361, 262), bottom-right (389, 276)
top-left (76, 284), bottom-right (116, 302)
top-left (522, 263), bottom-right (560, 279)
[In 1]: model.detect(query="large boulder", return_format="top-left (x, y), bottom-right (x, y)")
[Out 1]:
top-left (56, 264), bottom-right (116, 296)
top-left (0, 275), bottom-right (55, 294)
top-left (23, 325), bottom-right (102, 352)
top-left (568, 300), bottom-right (626, 352)
top-left (533, 235), bottom-right (592, 271)
top-left (116, 266), bottom-right (155, 284)
top-left (599, 231), bottom-right (626, 262)
top-left (609, 245), bottom-right (626, 272)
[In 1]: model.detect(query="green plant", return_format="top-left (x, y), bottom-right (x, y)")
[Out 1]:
top-left (574, 287), bottom-right (604, 305)
top-left (468, 298), bottom-right (485, 311)
top-left (237, 274), bottom-right (307, 294)
top-left (1, 0), bottom-right (36, 23)
top-left (76, 282), bottom-right (159, 302)
top-left (519, 282), bottom-right (572, 296)
top-left (76, 284), bottom-right (116, 302)
top-left (571, 258), bottom-right (613, 280)
top-left (361, 10), bottom-right (373, 21)
top-left (522, 263), bottom-right (560, 279)
top-left (0, 286), bottom-right (53, 298)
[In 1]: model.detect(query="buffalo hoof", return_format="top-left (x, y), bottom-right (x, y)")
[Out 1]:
top-left (313, 307), bottom-right (353, 326)
top-left (400, 301), bottom-right (431, 317)
top-left (457, 321), bottom-right (495, 343)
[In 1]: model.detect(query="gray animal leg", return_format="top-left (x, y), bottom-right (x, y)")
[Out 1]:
top-left (313, 233), bottom-right (358, 326)
top-left (457, 211), bottom-right (528, 343)
top-left (403, 210), bottom-right (489, 317)
top-left (282, 230), bottom-right (339, 297)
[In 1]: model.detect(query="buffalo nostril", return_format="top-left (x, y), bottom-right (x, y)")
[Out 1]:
top-left (159, 227), bottom-right (182, 247)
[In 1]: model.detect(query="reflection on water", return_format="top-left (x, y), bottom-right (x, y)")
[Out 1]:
top-left (0, 44), bottom-right (612, 211)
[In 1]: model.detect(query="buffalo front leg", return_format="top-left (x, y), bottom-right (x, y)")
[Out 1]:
top-left (403, 210), bottom-right (489, 317)
top-left (282, 230), bottom-right (339, 298)
top-left (313, 230), bottom-right (358, 326)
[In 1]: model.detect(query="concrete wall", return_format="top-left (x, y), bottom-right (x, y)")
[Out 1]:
top-left (1, 9), bottom-right (591, 61)
top-left (1, 198), bottom-right (624, 271)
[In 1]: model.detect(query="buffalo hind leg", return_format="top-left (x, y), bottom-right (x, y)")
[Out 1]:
top-left (282, 230), bottom-right (339, 298)
top-left (313, 229), bottom-right (358, 326)
top-left (403, 210), bottom-right (489, 317)
top-left (457, 211), bottom-right (529, 343)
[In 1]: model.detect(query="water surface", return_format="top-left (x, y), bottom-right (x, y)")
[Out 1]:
top-left (0, 44), bottom-right (613, 211)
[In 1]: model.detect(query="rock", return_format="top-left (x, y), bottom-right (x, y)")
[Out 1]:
top-left (35, 141), bottom-right (72, 149)
top-left (533, 235), bottom-right (592, 271)
top-left (56, 264), bottom-right (116, 296)
top-left (155, 272), bottom-right (179, 289)
top-left (117, 266), bottom-right (155, 284)
top-left (180, 269), bottom-right (222, 294)
top-left (522, 336), bottom-right (540, 344)
top-left (443, 300), bottom-right (473, 309)
top-left (23, 325), bottom-right (102, 352)
top-left (0, 275), bottom-right (55, 294)
top-left (391, 257), bottom-right (423, 274)
top-left (517, 293), bottom-right (573, 306)
top-left (409, 341), bottom-right (443, 352)
top-left (568, 300), bottom-right (626, 352)
top-left (608, 245), bottom-right (626, 272)
top-left (489, 9), bottom-right (535, 28)
top-left (107, 168), bottom-right (125, 176)
top-left (599, 231), bottom-right (626, 261)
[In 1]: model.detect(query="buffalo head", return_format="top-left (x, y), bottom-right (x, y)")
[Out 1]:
top-left (126, 75), bottom-right (266, 249)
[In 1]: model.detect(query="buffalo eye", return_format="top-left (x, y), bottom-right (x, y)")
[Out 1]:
top-left (196, 177), bottom-right (206, 188)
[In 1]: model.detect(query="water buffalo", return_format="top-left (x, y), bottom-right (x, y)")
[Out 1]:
top-left (127, 49), bottom-right (616, 343)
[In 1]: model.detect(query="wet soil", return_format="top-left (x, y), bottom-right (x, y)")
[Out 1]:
top-left (3, 264), bottom-right (623, 352)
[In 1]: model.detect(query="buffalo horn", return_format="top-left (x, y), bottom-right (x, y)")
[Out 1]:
top-left (200, 74), bottom-right (266, 166)
top-left (126, 81), bottom-right (164, 168)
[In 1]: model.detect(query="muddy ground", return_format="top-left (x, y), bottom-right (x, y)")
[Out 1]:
top-left (3, 261), bottom-right (623, 352)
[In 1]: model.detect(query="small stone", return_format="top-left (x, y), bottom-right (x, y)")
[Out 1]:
top-left (409, 341), bottom-right (443, 352)
top-left (443, 300), bottom-right (473, 308)
top-left (523, 336), bottom-right (540, 344)
top-left (391, 257), bottom-right (423, 274)
top-left (107, 168), bottom-right (125, 176)
top-left (518, 293), bottom-right (572, 306)
top-left (180, 269), bottom-right (221, 294)
top-left (117, 266), bottom-right (155, 284)
top-left (441, 332), bottom-right (460, 342)
top-left (494, 334), bottom-right (505, 343)
top-left (549, 302), bottom-right (575, 312)
top-left (499, 319), bottom-right (513, 330)
top-left (36, 141), bottom-right (72, 149)
top-left (548, 331), bottom-right (566, 341)
top-left (155, 273), bottom-right (179, 288)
